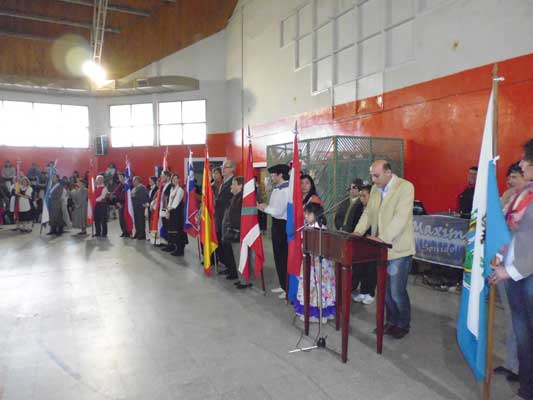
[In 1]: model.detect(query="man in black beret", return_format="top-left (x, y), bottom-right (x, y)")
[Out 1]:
top-left (258, 164), bottom-right (290, 298)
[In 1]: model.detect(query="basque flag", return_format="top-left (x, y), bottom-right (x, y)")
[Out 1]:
top-left (238, 136), bottom-right (265, 280)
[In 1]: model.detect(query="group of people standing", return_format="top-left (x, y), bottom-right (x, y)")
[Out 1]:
top-left (256, 160), bottom-right (415, 334)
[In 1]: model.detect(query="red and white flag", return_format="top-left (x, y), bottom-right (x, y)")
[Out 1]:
top-left (238, 135), bottom-right (265, 280)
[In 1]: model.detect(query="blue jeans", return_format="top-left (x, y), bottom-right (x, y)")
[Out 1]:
top-left (505, 275), bottom-right (533, 399)
top-left (386, 256), bottom-right (412, 329)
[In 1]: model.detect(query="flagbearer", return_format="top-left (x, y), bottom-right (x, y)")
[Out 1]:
top-left (258, 164), bottom-right (290, 298)
top-left (489, 139), bottom-right (533, 400)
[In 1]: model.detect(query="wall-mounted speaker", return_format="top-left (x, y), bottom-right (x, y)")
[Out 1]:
top-left (95, 135), bottom-right (108, 156)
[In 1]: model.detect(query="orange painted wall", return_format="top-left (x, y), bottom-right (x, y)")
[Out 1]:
top-left (1, 54), bottom-right (532, 214)
top-left (242, 53), bottom-right (533, 213)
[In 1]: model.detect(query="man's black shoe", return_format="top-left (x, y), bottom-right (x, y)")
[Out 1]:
top-left (391, 326), bottom-right (409, 339)
top-left (373, 323), bottom-right (396, 335)
top-left (236, 283), bottom-right (252, 289)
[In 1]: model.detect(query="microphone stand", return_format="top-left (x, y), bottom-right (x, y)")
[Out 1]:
top-left (289, 194), bottom-right (350, 355)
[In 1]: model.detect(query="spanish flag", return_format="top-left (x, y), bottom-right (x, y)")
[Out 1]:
top-left (200, 148), bottom-right (218, 276)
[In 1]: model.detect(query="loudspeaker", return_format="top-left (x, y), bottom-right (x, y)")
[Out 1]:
top-left (95, 135), bottom-right (108, 156)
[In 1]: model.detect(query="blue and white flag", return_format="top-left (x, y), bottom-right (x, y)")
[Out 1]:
top-left (40, 163), bottom-right (56, 226)
top-left (457, 89), bottom-right (511, 380)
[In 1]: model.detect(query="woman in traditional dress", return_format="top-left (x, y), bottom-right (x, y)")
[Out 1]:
top-left (293, 202), bottom-right (336, 323)
top-left (15, 177), bottom-right (33, 233)
top-left (71, 178), bottom-right (88, 235)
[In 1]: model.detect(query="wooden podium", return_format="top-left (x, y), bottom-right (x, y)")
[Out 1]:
top-left (302, 228), bottom-right (391, 363)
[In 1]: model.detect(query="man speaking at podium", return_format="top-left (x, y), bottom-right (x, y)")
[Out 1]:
top-left (354, 160), bottom-right (415, 339)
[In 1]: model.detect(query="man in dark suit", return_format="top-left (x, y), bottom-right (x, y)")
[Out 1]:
top-left (215, 160), bottom-right (236, 278)
top-left (131, 176), bottom-right (149, 240)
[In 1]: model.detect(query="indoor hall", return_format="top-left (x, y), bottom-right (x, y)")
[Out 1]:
top-left (1, 0), bottom-right (533, 399)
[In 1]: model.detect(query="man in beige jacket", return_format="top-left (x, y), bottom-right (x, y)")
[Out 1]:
top-left (354, 160), bottom-right (415, 339)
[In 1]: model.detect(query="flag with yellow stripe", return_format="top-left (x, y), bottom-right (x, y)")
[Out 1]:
top-left (200, 148), bottom-right (218, 276)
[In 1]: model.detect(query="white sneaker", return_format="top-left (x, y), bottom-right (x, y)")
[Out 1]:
top-left (362, 295), bottom-right (375, 305)
top-left (271, 287), bottom-right (284, 293)
top-left (278, 292), bottom-right (286, 299)
top-left (352, 293), bottom-right (365, 303)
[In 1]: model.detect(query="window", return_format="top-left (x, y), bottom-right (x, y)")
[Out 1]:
top-left (158, 100), bottom-right (206, 145)
top-left (110, 103), bottom-right (154, 147)
top-left (0, 100), bottom-right (89, 148)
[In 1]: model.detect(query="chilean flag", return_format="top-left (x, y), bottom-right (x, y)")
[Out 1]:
top-left (286, 129), bottom-right (304, 302)
top-left (124, 158), bottom-right (135, 235)
top-left (184, 150), bottom-right (199, 237)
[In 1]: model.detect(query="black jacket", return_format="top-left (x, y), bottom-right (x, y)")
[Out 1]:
top-left (222, 191), bottom-right (243, 243)
top-left (335, 198), bottom-right (364, 232)
top-left (215, 176), bottom-right (233, 231)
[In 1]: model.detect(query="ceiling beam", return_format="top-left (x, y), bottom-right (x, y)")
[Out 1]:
top-left (56, 0), bottom-right (150, 17)
top-left (0, 29), bottom-right (56, 42)
top-left (0, 9), bottom-right (121, 33)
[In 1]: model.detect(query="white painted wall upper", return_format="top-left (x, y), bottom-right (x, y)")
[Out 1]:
top-left (225, 0), bottom-right (533, 131)
top-left (124, 30), bottom-right (227, 82)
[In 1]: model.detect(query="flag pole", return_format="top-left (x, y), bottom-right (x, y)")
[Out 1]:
top-left (246, 126), bottom-right (266, 293)
top-left (483, 63), bottom-right (500, 400)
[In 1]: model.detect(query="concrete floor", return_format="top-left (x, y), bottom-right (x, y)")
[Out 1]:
top-left (0, 222), bottom-right (518, 400)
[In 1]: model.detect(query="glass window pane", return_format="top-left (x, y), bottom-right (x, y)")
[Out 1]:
top-left (62, 127), bottom-right (89, 148)
top-left (34, 103), bottom-right (61, 147)
top-left (111, 127), bottom-right (132, 147)
top-left (3, 101), bottom-right (33, 146)
top-left (183, 123), bottom-right (206, 145)
top-left (110, 105), bottom-right (131, 127)
top-left (131, 103), bottom-right (153, 126)
top-left (159, 124), bottom-right (183, 145)
top-left (131, 126), bottom-right (154, 147)
top-left (159, 102), bottom-right (181, 124)
top-left (62, 105), bottom-right (89, 127)
top-left (182, 100), bottom-right (206, 123)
